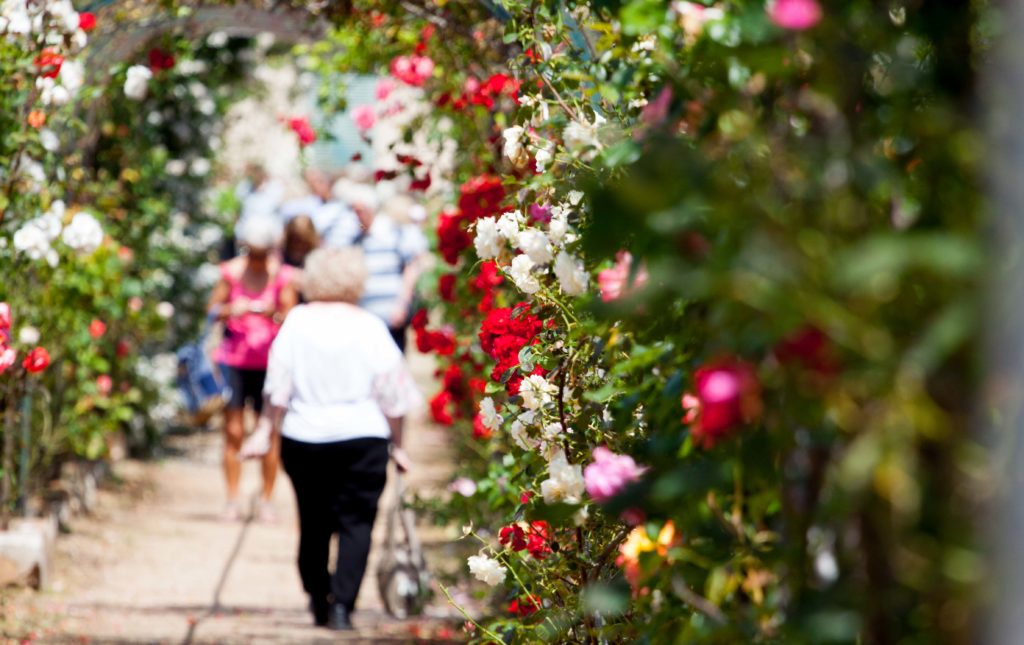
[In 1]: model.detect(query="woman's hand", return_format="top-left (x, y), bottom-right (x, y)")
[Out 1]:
top-left (391, 446), bottom-right (412, 473)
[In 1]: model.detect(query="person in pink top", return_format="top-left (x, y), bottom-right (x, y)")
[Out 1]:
top-left (207, 214), bottom-right (299, 521)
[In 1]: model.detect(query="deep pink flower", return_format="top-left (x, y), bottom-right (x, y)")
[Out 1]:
top-left (351, 104), bottom-right (376, 131)
top-left (390, 55), bottom-right (434, 86)
top-left (768, 0), bottom-right (822, 30)
top-left (598, 252), bottom-right (649, 302)
top-left (690, 359), bottom-right (762, 448)
top-left (0, 302), bottom-right (11, 332)
top-left (0, 346), bottom-right (15, 375)
top-left (287, 116), bottom-right (317, 146)
top-left (584, 447), bottom-right (645, 502)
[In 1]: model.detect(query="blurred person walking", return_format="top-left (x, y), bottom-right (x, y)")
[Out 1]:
top-left (327, 182), bottom-right (427, 352)
top-left (207, 214), bottom-right (298, 521)
top-left (262, 247), bottom-right (419, 630)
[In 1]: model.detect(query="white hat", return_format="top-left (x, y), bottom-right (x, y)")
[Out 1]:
top-left (236, 213), bottom-right (281, 250)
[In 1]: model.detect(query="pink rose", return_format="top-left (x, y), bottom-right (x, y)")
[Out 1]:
top-left (0, 302), bottom-right (10, 330)
top-left (390, 55), bottom-right (434, 86)
top-left (0, 346), bottom-right (15, 375)
top-left (376, 78), bottom-right (397, 101)
top-left (597, 252), bottom-right (649, 302)
top-left (351, 104), bottom-right (376, 131)
top-left (96, 374), bottom-right (113, 396)
top-left (584, 447), bottom-right (645, 503)
top-left (768, 0), bottom-right (822, 30)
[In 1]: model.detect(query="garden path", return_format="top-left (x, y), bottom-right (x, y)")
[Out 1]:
top-left (2, 353), bottom-right (462, 644)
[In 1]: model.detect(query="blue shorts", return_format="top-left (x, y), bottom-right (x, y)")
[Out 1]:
top-left (221, 365), bottom-right (266, 413)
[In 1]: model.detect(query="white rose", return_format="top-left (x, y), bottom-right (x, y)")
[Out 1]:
top-left (18, 326), bottom-right (40, 345)
top-left (495, 211), bottom-right (521, 245)
top-left (540, 449), bottom-right (585, 504)
top-left (467, 554), bottom-right (507, 587)
top-left (473, 217), bottom-right (501, 260)
top-left (519, 374), bottom-right (555, 410)
top-left (553, 251), bottom-right (588, 296)
top-left (548, 211), bottom-right (569, 244)
top-left (568, 190), bottom-right (585, 206)
top-left (508, 254), bottom-right (540, 294)
top-left (206, 31), bottom-right (229, 48)
top-left (542, 422), bottom-right (563, 441)
top-left (156, 302), bottom-right (175, 319)
top-left (479, 397), bottom-right (501, 432)
top-left (502, 125), bottom-right (527, 167)
top-left (166, 159), bottom-right (187, 176)
top-left (59, 59), bottom-right (84, 95)
top-left (563, 112), bottom-right (606, 161)
top-left (124, 65), bottom-right (153, 101)
top-left (190, 158), bottom-right (211, 176)
top-left (13, 223), bottom-right (51, 261)
top-left (61, 211), bottom-right (104, 254)
top-left (517, 229), bottom-right (554, 264)
top-left (534, 141), bottom-right (554, 173)
top-left (39, 129), bottom-right (59, 152)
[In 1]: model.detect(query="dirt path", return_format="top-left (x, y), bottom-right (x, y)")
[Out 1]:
top-left (1, 356), bottom-right (463, 644)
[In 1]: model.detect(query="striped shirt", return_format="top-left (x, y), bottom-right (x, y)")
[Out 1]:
top-left (325, 215), bottom-right (427, 323)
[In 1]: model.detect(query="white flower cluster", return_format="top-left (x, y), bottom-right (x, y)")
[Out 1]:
top-left (12, 200), bottom-right (64, 266)
top-left (12, 202), bottom-right (106, 266)
top-left (473, 196), bottom-right (589, 297)
top-left (61, 211), bottom-right (103, 254)
top-left (1, 0), bottom-right (87, 45)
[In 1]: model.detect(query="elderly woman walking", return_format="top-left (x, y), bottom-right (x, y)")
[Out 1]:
top-left (262, 247), bottom-right (419, 630)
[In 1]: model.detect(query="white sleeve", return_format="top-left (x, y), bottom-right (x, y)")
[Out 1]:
top-left (370, 320), bottom-right (422, 417)
top-left (398, 224), bottom-right (428, 263)
top-left (263, 317), bottom-right (294, 408)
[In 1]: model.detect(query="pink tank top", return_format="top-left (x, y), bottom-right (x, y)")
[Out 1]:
top-left (215, 260), bottom-right (294, 370)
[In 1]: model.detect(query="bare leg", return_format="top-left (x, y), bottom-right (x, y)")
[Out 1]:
top-left (260, 428), bottom-right (280, 502)
top-left (223, 407), bottom-right (245, 502)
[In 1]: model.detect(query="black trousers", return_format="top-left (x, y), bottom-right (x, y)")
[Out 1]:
top-left (281, 436), bottom-right (389, 612)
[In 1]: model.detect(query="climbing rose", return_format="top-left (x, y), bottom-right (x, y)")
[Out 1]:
top-left (584, 447), bottom-right (645, 503)
top-left (438, 274), bottom-right (456, 302)
top-left (0, 347), bottom-right (15, 375)
top-left (689, 359), bottom-right (762, 448)
top-left (768, 0), bottom-right (822, 30)
top-left (472, 414), bottom-right (492, 439)
top-left (436, 210), bottom-right (472, 265)
top-left (89, 319), bottom-right (106, 339)
top-left (429, 390), bottom-right (454, 426)
top-left (22, 347), bottom-right (50, 374)
top-left (148, 48), bottom-right (175, 72)
top-left (0, 303), bottom-right (10, 333)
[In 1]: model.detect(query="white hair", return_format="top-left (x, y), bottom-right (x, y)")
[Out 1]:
top-left (302, 247), bottom-right (367, 303)
top-left (236, 213), bottom-right (281, 250)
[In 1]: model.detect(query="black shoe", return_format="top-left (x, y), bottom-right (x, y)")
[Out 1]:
top-left (310, 597), bottom-right (329, 627)
top-left (327, 603), bottom-right (353, 631)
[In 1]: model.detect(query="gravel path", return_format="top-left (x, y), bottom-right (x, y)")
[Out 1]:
top-left (2, 356), bottom-right (463, 644)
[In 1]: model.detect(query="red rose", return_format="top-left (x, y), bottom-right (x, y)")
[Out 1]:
top-left (429, 390), bottom-right (454, 426)
top-left (116, 340), bottom-right (131, 358)
top-left (508, 595), bottom-right (541, 617)
top-left (774, 326), bottom-right (839, 376)
top-left (23, 347), bottom-right (50, 374)
top-left (438, 274), bottom-right (457, 302)
top-left (436, 210), bottom-right (471, 265)
top-left (472, 414), bottom-right (492, 439)
top-left (96, 374), bottom-right (113, 396)
top-left (458, 175), bottom-right (505, 221)
top-left (34, 49), bottom-right (64, 79)
top-left (147, 48), bottom-right (175, 72)
top-left (89, 319), bottom-right (107, 339)
top-left (410, 309), bottom-right (428, 330)
top-left (78, 12), bottom-right (97, 31)
top-left (499, 524), bottom-right (528, 551)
